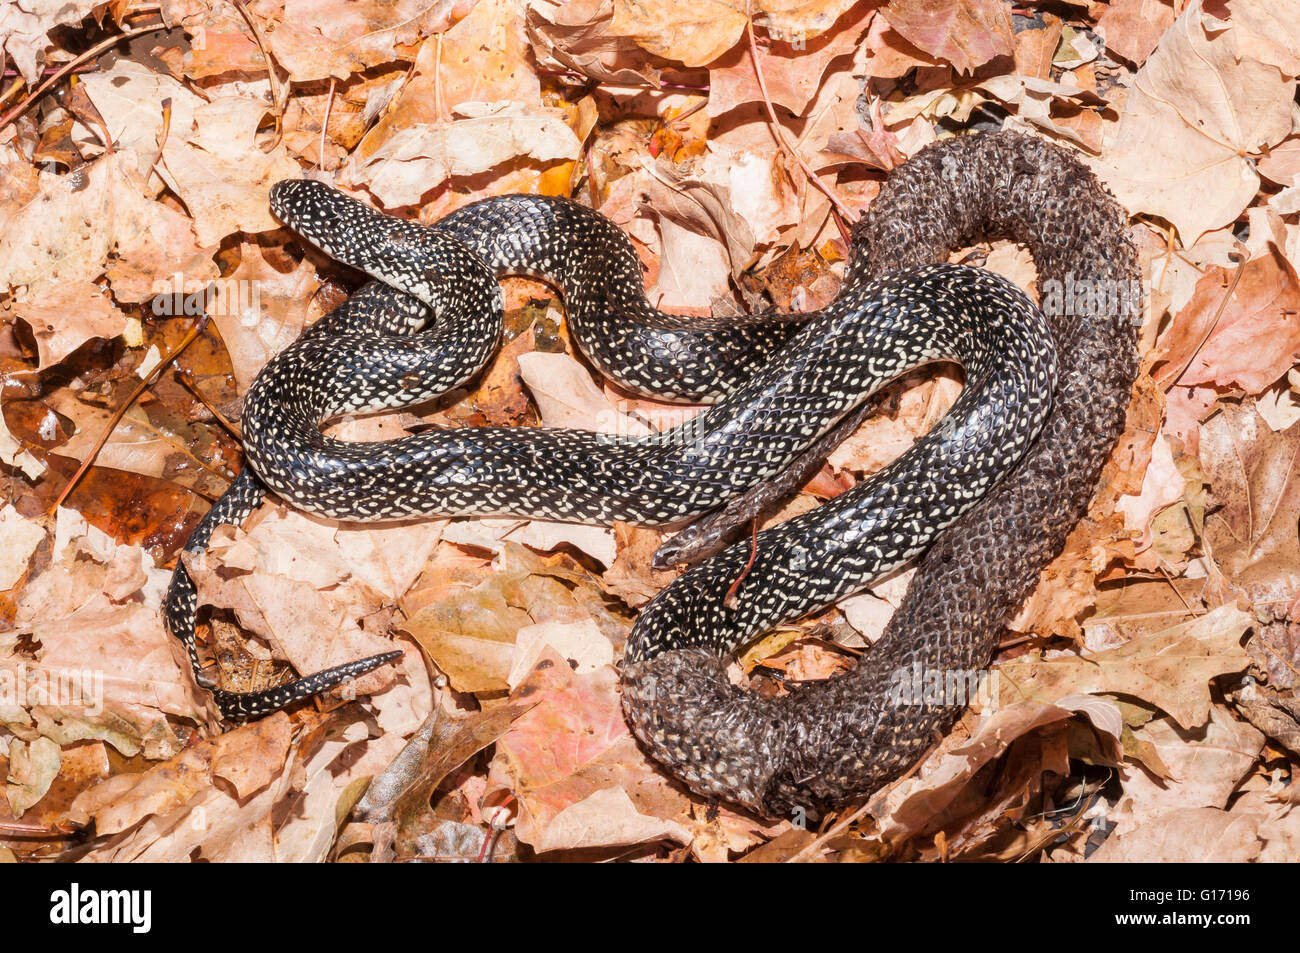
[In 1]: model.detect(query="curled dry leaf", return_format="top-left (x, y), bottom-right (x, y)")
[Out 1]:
top-left (527, 0), bottom-right (665, 86)
top-left (0, 150), bottom-right (214, 332)
top-left (65, 712), bottom-right (291, 837)
top-left (5, 735), bottom-right (60, 817)
top-left (78, 59), bottom-right (301, 246)
top-left (400, 543), bottom-right (614, 693)
top-left (0, 0), bottom-right (99, 82)
top-left (209, 242), bottom-right (322, 394)
top-left (1090, 0), bottom-right (1300, 243)
top-left (879, 0), bottom-right (1014, 75)
top-left (161, 97), bottom-right (305, 246)
top-left (0, 395), bottom-right (46, 480)
top-left (837, 590), bottom-right (895, 642)
top-left (1114, 434), bottom-right (1187, 551)
top-left (517, 350), bottom-right (652, 434)
top-left (508, 619), bottom-right (614, 688)
top-left (610, 0), bottom-right (748, 68)
top-left (45, 386), bottom-right (232, 500)
top-left (489, 650), bottom-right (645, 848)
top-left (1259, 138), bottom-right (1300, 187)
top-left (3, 283), bottom-right (126, 371)
top-left (1011, 12), bottom-right (1063, 79)
top-left (186, 492), bottom-right (438, 700)
top-left (358, 0), bottom-right (541, 150)
top-left (640, 157), bottom-right (759, 289)
top-left (1255, 368), bottom-right (1300, 433)
top-left (357, 701), bottom-right (534, 835)
top-left (1231, 785), bottom-right (1300, 862)
top-left (344, 102), bottom-right (582, 208)
top-left (265, 0), bottom-right (469, 81)
top-left (829, 371), bottom-right (961, 475)
top-left (870, 701), bottom-right (1090, 845)
top-left (156, 2), bottom-right (264, 81)
top-left (751, 0), bottom-right (861, 41)
top-left (602, 522), bottom-right (680, 608)
top-left (532, 784), bottom-right (692, 852)
top-left (74, 59), bottom-right (203, 187)
top-left (975, 74), bottom-right (1109, 152)
top-left (1231, 614), bottom-right (1300, 755)
top-left (7, 570), bottom-right (208, 759)
top-left (703, 144), bottom-right (799, 247)
top-left (863, 13), bottom-right (941, 78)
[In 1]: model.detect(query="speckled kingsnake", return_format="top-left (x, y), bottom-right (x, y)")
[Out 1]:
top-left (164, 132), bottom-right (1137, 816)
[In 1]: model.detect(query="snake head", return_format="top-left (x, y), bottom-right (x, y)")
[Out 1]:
top-left (270, 178), bottom-right (392, 260)
top-left (269, 178), bottom-right (431, 272)
top-left (270, 179), bottom-right (350, 244)
top-left (269, 177), bottom-right (315, 222)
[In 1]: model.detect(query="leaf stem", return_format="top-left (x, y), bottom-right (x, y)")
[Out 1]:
top-left (0, 24), bottom-right (167, 132)
top-left (49, 314), bottom-right (211, 515)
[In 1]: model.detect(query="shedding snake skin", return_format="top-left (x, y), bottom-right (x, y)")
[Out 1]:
top-left (622, 133), bottom-right (1140, 815)
top-left (163, 132), bottom-right (1138, 817)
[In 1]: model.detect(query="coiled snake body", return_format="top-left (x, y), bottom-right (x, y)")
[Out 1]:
top-left (164, 132), bottom-right (1138, 817)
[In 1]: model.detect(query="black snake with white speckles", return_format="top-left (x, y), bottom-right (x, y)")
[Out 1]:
top-left (164, 132), bottom-right (1138, 817)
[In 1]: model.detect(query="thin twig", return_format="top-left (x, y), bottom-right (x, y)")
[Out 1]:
top-left (2, 66), bottom-right (99, 77)
top-left (50, 314), bottom-right (211, 514)
top-left (175, 368), bottom-right (243, 441)
top-left (433, 35), bottom-right (444, 122)
top-left (582, 131), bottom-right (600, 208)
top-left (0, 820), bottom-right (67, 836)
top-left (230, 0), bottom-right (284, 148)
top-left (0, 24), bottom-right (167, 132)
top-left (996, 632), bottom-right (1037, 651)
top-left (319, 77), bottom-right (336, 171)
top-left (146, 96), bottom-right (172, 179)
top-left (1138, 215), bottom-right (1213, 275)
top-left (663, 98), bottom-right (707, 129)
top-left (1156, 561), bottom-right (1202, 617)
top-left (744, 6), bottom-right (854, 240)
top-left (75, 79), bottom-right (117, 155)
top-left (537, 67), bottom-right (710, 92)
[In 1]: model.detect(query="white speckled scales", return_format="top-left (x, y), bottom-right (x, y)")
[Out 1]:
top-left (168, 161), bottom-right (1056, 725)
top-left (161, 130), bottom-right (1136, 827)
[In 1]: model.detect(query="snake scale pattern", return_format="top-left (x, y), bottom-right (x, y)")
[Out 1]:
top-left (164, 132), bottom-right (1138, 817)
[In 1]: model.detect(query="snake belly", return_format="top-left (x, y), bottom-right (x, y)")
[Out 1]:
top-left (165, 131), bottom-right (1135, 820)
